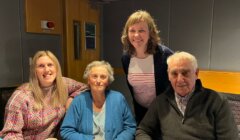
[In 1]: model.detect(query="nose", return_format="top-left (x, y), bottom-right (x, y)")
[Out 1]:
top-left (134, 31), bottom-right (140, 37)
top-left (96, 77), bottom-right (100, 82)
top-left (177, 74), bottom-right (184, 82)
top-left (95, 77), bottom-right (101, 84)
top-left (44, 66), bottom-right (50, 71)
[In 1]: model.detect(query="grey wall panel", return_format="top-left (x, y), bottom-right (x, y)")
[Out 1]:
top-left (0, 0), bottom-right (62, 87)
top-left (0, 0), bottom-right (23, 87)
top-left (19, 1), bottom-right (63, 82)
top-left (21, 35), bottom-right (62, 82)
top-left (211, 0), bottom-right (240, 71)
top-left (169, 0), bottom-right (214, 69)
top-left (102, 0), bottom-right (170, 67)
top-left (131, 0), bottom-right (170, 45)
top-left (102, 1), bottom-right (135, 67)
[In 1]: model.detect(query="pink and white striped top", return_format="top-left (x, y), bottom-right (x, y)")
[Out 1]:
top-left (128, 55), bottom-right (156, 108)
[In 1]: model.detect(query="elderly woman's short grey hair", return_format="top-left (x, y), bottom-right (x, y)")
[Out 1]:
top-left (83, 60), bottom-right (115, 84)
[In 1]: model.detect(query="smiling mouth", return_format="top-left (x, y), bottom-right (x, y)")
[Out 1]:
top-left (177, 85), bottom-right (187, 88)
top-left (134, 40), bottom-right (142, 43)
top-left (43, 74), bottom-right (52, 78)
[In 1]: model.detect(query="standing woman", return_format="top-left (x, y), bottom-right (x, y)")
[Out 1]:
top-left (0, 50), bottom-right (88, 140)
top-left (121, 10), bottom-right (173, 124)
top-left (60, 60), bottom-right (136, 140)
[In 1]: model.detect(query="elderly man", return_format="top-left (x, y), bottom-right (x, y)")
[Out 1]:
top-left (135, 51), bottom-right (238, 140)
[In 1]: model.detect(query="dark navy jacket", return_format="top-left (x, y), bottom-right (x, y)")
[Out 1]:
top-left (121, 44), bottom-right (173, 124)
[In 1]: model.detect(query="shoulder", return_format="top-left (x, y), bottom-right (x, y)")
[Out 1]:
top-left (70, 91), bottom-right (91, 108)
top-left (62, 77), bottom-right (76, 83)
top-left (107, 90), bottom-right (124, 96)
top-left (17, 83), bottom-right (31, 91)
top-left (121, 52), bottom-right (130, 62)
top-left (203, 88), bottom-right (227, 101)
top-left (7, 85), bottom-right (33, 108)
top-left (74, 90), bottom-right (91, 99)
top-left (194, 87), bottom-right (229, 111)
top-left (157, 44), bottom-right (173, 55)
top-left (106, 90), bottom-right (126, 101)
top-left (13, 83), bottom-right (32, 98)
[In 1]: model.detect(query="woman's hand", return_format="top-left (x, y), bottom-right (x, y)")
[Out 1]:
top-left (45, 138), bottom-right (57, 140)
top-left (66, 97), bottom-right (74, 110)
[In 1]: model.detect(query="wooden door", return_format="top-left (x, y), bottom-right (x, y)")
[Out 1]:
top-left (63, 0), bottom-right (101, 82)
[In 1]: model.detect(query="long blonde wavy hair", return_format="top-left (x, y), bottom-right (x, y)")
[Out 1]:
top-left (29, 50), bottom-right (67, 110)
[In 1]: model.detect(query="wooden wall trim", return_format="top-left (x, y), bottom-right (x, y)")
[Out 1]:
top-left (25, 0), bottom-right (62, 34)
top-left (198, 70), bottom-right (240, 94)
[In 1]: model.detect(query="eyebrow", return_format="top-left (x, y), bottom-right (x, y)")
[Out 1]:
top-left (170, 69), bottom-right (191, 73)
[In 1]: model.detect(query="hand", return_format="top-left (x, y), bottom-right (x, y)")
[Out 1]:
top-left (66, 97), bottom-right (74, 110)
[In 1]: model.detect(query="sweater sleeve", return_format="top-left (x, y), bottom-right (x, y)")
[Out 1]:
top-left (0, 90), bottom-right (27, 140)
top-left (63, 77), bottom-right (88, 98)
top-left (135, 98), bottom-right (160, 140)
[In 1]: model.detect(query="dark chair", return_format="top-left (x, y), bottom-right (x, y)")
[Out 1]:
top-left (0, 87), bottom-right (15, 129)
top-left (221, 92), bottom-right (240, 137)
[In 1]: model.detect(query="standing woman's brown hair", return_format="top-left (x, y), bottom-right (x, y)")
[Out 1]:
top-left (121, 10), bottom-right (161, 55)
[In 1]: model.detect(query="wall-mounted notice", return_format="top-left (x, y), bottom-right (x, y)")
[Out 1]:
top-left (85, 22), bottom-right (96, 49)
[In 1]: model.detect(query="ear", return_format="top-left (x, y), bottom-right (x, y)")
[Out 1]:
top-left (87, 77), bottom-right (90, 85)
top-left (167, 69), bottom-right (171, 80)
top-left (195, 68), bottom-right (199, 79)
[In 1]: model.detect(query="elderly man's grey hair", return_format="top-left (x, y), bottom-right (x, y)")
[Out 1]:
top-left (167, 51), bottom-right (198, 71)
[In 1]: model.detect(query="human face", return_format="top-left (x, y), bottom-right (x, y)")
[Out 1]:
top-left (128, 21), bottom-right (150, 51)
top-left (88, 66), bottom-right (109, 92)
top-left (35, 56), bottom-right (57, 88)
top-left (168, 60), bottom-right (198, 96)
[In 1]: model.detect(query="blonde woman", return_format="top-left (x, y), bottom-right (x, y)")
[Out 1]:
top-left (0, 50), bottom-right (87, 140)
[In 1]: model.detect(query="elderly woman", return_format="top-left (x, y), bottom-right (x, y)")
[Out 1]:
top-left (60, 60), bottom-right (136, 140)
top-left (0, 50), bottom-right (88, 140)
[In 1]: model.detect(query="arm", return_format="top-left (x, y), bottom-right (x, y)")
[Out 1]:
top-left (63, 77), bottom-right (88, 97)
top-left (215, 98), bottom-right (239, 140)
top-left (135, 99), bottom-right (160, 140)
top-left (0, 89), bottom-right (27, 140)
top-left (60, 96), bottom-right (93, 140)
top-left (114, 95), bottom-right (136, 140)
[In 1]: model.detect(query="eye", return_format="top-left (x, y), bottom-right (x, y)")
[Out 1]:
top-left (170, 71), bottom-right (178, 77)
top-left (90, 74), bottom-right (97, 79)
top-left (100, 75), bottom-right (107, 80)
top-left (181, 70), bottom-right (190, 77)
top-left (128, 29), bottom-right (136, 34)
top-left (139, 29), bottom-right (145, 33)
top-left (47, 63), bottom-right (54, 67)
top-left (37, 64), bottom-right (45, 68)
